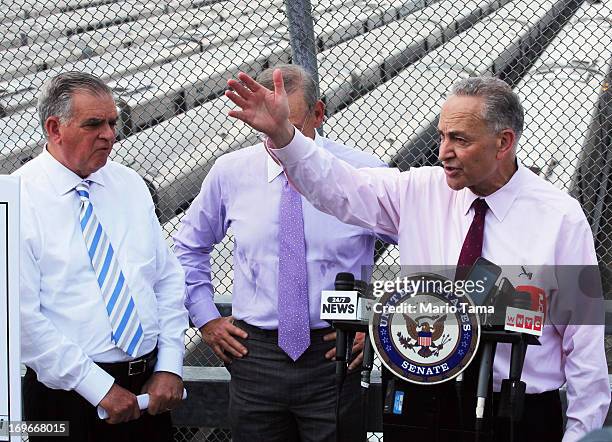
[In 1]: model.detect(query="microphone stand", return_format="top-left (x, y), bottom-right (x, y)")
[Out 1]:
top-left (475, 340), bottom-right (496, 441)
top-left (479, 331), bottom-right (538, 442)
top-left (332, 320), bottom-right (367, 442)
top-left (360, 333), bottom-right (375, 442)
top-left (334, 326), bottom-right (348, 442)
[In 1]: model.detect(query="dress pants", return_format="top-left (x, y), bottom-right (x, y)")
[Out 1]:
top-left (493, 389), bottom-right (563, 442)
top-left (228, 320), bottom-right (362, 442)
top-left (22, 356), bottom-right (173, 442)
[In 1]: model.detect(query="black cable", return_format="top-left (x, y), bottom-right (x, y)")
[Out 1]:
top-left (335, 380), bottom-right (345, 442)
top-left (334, 329), bottom-right (349, 442)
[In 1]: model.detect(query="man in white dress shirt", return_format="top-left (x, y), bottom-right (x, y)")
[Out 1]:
top-left (224, 71), bottom-right (611, 441)
top-left (14, 72), bottom-right (188, 441)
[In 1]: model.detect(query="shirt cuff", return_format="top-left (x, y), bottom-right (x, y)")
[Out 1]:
top-left (74, 362), bottom-right (115, 406)
top-left (187, 297), bottom-right (221, 329)
top-left (271, 128), bottom-right (314, 167)
top-left (154, 346), bottom-right (184, 379)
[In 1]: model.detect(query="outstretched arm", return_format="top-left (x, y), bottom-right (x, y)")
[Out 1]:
top-left (226, 70), bottom-right (403, 237)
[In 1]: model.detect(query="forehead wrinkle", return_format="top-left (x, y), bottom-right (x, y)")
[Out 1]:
top-left (439, 106), bottom-right (487, 134)
top-left (70, 97), bottom-right (117, 122)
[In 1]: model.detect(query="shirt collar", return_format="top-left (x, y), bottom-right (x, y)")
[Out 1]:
top-left (267, 132), bottom-right (323, 183)
top-left (40, 145), bottom-right (107, 196)
top-left (461, 163), bottom-right (527, 222)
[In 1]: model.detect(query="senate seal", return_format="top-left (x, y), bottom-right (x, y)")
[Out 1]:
top-left (369, 273), bottom-right (480, 384)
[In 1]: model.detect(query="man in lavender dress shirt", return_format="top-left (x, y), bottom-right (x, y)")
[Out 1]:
top-left (174, 65), bottom-right (392, 442)
top-left (224, 71), bottom-right (611, 441)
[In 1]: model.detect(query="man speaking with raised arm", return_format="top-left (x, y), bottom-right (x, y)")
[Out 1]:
top-left (224, 70), bottom-right (610, 441)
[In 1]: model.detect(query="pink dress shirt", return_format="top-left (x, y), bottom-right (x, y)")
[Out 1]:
top-left (273, 129), bottom-right (610, 441)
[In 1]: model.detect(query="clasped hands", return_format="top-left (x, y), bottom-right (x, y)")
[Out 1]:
top-left (98, 371), bottom-right (183, 424)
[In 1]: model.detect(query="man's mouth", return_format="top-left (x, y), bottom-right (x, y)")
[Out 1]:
top-left (444, 165), bottom-right (462, 177)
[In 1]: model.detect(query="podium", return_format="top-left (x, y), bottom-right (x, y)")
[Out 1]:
top-left (0, 176), bottom-right (21, 441)
top-left (382, 330), bottom-right (540, 442)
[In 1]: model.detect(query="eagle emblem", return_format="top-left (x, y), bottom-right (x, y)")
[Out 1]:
top-left (398, 314), bottom-right (451, 358)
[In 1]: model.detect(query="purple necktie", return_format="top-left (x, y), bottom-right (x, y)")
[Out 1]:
top-left (455, 198), bottom-right (489, 281)
top-left (278, 177), bottom-right (310, 360)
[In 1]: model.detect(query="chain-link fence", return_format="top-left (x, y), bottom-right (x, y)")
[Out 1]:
top-left (2, 0), bottom-right (611, 439)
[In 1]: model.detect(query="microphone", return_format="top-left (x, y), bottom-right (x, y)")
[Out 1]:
top-left (473, 273), bottom-right (536, 429)
top-left (359, 332), bottom-right (375, 442)
top-left (475, 340), bottom-right (494, 424)
top-left (497, 289), bottom-right (540, 439)
top-left (501, 289), bottom-right (544, 336)
top-left (361, 333), bottom-right (374, 388)
top-left (332, 272), bottom-right (356, 442)
top-left (333, 272), bottom-right (355, 391)
top-left (461, 258), bottom-right (503, 430)
top-left (334, 272), bottom-right (355, 291)
top-left (506, 291), bottom-right (533, 380)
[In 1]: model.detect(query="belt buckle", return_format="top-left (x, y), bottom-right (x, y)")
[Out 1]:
top-left (128, 359), bottom-right (146, 376)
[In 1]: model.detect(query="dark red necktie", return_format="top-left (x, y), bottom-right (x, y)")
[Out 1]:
top-left (455, 198), bottom-right (489, 281)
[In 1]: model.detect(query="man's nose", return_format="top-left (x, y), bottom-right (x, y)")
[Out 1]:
top-left (99, 123), bottom-right (116, 140)
top-left (438, 138), bottom-right (454, 162)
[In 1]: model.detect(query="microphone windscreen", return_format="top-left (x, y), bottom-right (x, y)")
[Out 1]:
top-left (335, 272), bottom-right (355, 291)
top-left (511, 291), bottom-right (533, 310)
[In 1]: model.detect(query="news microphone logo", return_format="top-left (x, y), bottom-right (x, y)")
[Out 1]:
top-left (321, 294), bottom-right (356, 316)
top-left (320, 291), bottom-right (358, 320)
top-left (504, 307), bottom-right (543, 336)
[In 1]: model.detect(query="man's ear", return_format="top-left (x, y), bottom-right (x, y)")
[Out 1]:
top-left (497, 129), bottom-right (516, 160)
top-left (44, 117), bottom-right (63, 145)
top-left (312, 100), bottom-right (326, 129)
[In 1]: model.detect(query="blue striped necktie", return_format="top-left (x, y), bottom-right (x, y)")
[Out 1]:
top-left (75, 180), bottom-right (144, 357)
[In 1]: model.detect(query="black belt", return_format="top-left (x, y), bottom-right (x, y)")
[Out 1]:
top-left (234, 320), bottom-right (333, 341)
top-left (97, 348), bottom-right (157, 378)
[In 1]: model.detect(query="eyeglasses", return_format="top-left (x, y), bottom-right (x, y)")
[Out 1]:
top-left (258, 107), bottom-right (314, 143)
top-left (293, 109), bottom-right (313, 133)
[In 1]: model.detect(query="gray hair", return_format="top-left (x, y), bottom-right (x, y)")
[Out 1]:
top-left (256, 64), bottom-right (318, 109)
top-left (449, 77), bottom-right (524, 146)
top-left (37, 71), bottom-right (114, 136)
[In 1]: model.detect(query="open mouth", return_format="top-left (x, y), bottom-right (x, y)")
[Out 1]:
top-left (444, 166), bottom-right (462, 177)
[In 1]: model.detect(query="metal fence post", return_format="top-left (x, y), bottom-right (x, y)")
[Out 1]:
top-left (283, 0), bottom-right (323, 134)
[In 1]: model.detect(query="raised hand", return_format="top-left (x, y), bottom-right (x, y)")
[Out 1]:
top-left (226, 70), bottom-right (295, 148)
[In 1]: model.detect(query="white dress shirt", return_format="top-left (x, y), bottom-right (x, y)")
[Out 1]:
top-left (14, 149), bottom-right (188, 406)
top-left (272, 129), bottom-right (610, 442)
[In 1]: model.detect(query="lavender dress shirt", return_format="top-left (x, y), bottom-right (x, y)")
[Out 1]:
top-left (271, 129), bottom-right (610, 442)
top-left (174, 133), bottom-right (390, 330)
